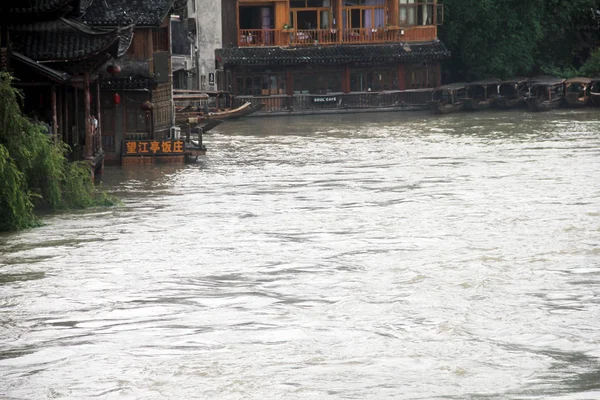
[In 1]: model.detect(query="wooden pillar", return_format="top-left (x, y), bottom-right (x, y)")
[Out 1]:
top-left (74, 86), bottom-right (79, 147)
top-left (64, 86), bottom-right (69, 147)
top-left (343, 64), bottom-right (350, 94)
top-left (57, 87), bottom-right (63, 143)
top-left (335, 0), bottom-right (343, 44)
top-left (398, 64), bottom-right (406, 90)
top-left (84, 73), bottom-right (92, 158)
top-left (286, 68), bottom-right (293, 96)
top-left (96, 80), bottom-right (102, 153)
top-left (51, 86), bottom-right (58, 143)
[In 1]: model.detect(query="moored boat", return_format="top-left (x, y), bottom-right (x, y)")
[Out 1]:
top-left (463, 79), bottom-right (500, 111)
top-left (564, 77), bottom-right (593, 108)
top-left (524, 76), bottom-right (565, 111)
top-left (589, 78), bottom-right (600, 106)
top-left (496, 77), bottom-right (528, 109)
top-left (427, 83), bottom-right (467, 114)
top-left (207, 102), bottom-right (264, 119)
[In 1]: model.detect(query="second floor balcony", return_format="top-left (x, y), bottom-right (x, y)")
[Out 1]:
top-left (236, 0), bottom-right (443, 48)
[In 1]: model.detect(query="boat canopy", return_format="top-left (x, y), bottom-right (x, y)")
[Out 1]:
top-left (467, 78), bottom-right (501, 86)
top-left (499, 77), bottom-right (528, 85)
top-left (436, 82), bottom-right (468, 91)
top-left (565, 77), bottom-right (593, 85)
top-left (528, 76), bottom-right (565, 86)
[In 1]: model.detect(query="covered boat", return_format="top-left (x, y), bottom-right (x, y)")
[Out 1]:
top-left (589, 78), bottom-right (600, 106)
top-left (524, 76), bottom-right (565, 111)
top-left (427, 83), bottom-right (467, 114)
top-left (463, 79), bottom-right (501, 111)
top-left (564, 77), bottom-right (593, 108)
top-left (496, 77), bottom-right (528, 109)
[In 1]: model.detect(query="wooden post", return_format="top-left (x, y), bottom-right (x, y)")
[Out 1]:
top-left (336, 0), bottom-right (343, 44)
top-left (96, 80), bottom-right (102, 153)
top-left (286, 68), bottom-right (293, 96)
top-left (74, 86), bottom-right (79, 147)
top-left (64, 86), bottom-right (69, 147)
top-left (398, 64), bottom-right (406, 90)
top-left (57, 86), bottom-right (63, 143)
top-left (84, 73), bottom-right (92, 158)
top-left (51, 86), bottom-right (58, 143)
top-left (343, 64), bottom-right (351, 93)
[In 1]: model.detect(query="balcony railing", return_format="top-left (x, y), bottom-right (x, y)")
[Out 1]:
top-left (238, 26), bottom-right (436, 47)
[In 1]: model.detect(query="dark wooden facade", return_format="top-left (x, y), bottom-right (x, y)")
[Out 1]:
top-left (0, 0), bottom-right (135, 176)
top-left (84, 0), bottom-right (187, 165)
top-left (216, 0), bottom-right (449, 114)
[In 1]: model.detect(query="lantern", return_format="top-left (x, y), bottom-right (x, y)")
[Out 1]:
top-left (106, 65), bottom-right (122, 75)
top-left (141, 101), bottom-right (154, 111)
top-left (113, 93), bottom-right (121, 105)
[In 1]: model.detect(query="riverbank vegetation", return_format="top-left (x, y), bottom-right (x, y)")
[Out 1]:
top-left (0, 72), bottom-right (116, 232)
top-left (440, 0), bottom-right (600, 81)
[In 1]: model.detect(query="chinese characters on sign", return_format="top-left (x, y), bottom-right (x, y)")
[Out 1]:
top-left (123, 140), bottom-right (186, 156)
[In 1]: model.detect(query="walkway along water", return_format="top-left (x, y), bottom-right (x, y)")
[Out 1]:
top-left (1, 109), bottom-right (599, 399)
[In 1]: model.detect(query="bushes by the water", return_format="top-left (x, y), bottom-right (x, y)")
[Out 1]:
top-left (0, 72), bottom-right (117, 231)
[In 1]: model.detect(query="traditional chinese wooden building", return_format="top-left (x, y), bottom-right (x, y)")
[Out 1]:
top-left (216, 0), bottom-right (450, 114)
top-left (82, 0), bottom-right (189, 165)
top-left (0, 0), bottom-right (134, 175)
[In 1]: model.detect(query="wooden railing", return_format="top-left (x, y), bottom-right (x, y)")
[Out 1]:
top-left (234, 90), bottom-right (434, 114)
top-left (237, 26), bottom-right (437, 47)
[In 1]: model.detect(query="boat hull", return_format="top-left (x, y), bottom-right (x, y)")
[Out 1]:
top-left (463, 98), bottom-right (496, 111)
top-left (525, 97), bottom-right (564, 112)
top-left (496, 96), bottom-right (525, 109)
top-left (207, 102), bottom-right (264, 120)
top-left (427, 100), bottom-right (464, 115)
top-left (565, 93), bottom-right (591, 108)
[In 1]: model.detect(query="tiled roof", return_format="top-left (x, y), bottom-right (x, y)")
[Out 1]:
top-left (9, 18), bottom-right (133, 62)
top-left (10, 51), bottom-right (70, 83)
top-left (1, 0), bottom-right (74, 14)
top-left (216, 40), bottom-right (451, 66)
top-left (83, 0), bottom-right (175, 27)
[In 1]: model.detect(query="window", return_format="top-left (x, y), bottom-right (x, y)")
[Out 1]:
top-left (405, 64), bottom-right (438, 89)
top-left (290, 0), bottom-right (331, 29)
top-left (293, 69), bottom-right (342, 94)
top-left (343, 0), bottom-right (385, 30)
top-left (350, 70), bottom-right (396, 92)
top-left (152, 27), bottom-right (169, 52)
top-left (399, 0), bottom-right (436, 26)
top-left (236, 73), bottom-right (286, 96)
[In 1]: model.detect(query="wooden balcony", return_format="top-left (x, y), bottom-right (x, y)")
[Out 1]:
top-left (238, 26), bottom-right (437, 47)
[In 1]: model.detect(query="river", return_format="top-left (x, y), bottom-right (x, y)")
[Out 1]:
top-left (1, 109), bottom-right (600, 399)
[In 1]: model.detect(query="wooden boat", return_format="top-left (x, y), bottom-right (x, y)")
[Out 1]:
top-left (463, 79), bottom-right (500, 111)
top-left (564, 77), bottom-right (593, 108)
top-left (207, 102), bottom-right (264, 119)
top-left (496, 77), bottom-right (528, 109)
top-left (427, 83), bottom-right (467, 114)
top-left (524, 76), bottom-right (566, 111)
top-left (591, 78), bottom-right (600, 106)
top-left (181, 119), bottom-right (223, 162)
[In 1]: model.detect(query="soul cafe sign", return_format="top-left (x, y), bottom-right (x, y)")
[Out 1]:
top-left (123, 140), bottom-right (186, 156)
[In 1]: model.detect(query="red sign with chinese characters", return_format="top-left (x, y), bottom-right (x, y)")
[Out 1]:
top-left (123, 140), bottom-right (186, 156)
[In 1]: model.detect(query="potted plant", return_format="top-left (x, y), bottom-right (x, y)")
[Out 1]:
top-left (282, 23), bottom-right (293, 32)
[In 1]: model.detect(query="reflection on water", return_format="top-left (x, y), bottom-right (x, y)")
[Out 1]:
top-left (1, 109), bottom-right (599, 399)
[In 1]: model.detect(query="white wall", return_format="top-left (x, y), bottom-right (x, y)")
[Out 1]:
top-left (193, 0), bottom-right (222, 91)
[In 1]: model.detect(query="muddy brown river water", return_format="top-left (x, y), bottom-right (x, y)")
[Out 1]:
top-left (1, 109), bottom-right (599, 399)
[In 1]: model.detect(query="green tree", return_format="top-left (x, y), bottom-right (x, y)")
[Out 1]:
top-left (439, 0), bottom-right (599, 81)
top-left (0, 72), bottom-right (116, 231)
